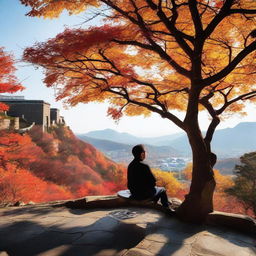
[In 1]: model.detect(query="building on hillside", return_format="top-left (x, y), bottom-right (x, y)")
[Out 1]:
top-left (50, 108), bottom-right (65, 126)
top-left (0, 96), bottom-right (65, 132)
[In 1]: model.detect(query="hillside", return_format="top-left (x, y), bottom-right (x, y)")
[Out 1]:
top-left (0, 126), bottom-right (126, 205)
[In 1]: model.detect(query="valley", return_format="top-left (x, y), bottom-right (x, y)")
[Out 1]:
top-left (77, 122), bottom-right (256, 175)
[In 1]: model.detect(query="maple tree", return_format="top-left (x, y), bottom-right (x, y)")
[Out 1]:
top-left (0, 130), bottom-right (72, 204)
top-left (21, 0), bottom-right (256, 221)
top-left (153, 168), bottom-right (184, 196)
top-left (0, 48), bottom-right (24, 111)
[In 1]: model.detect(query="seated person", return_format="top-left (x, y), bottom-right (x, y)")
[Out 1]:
top-left (127, 144), bottom-right (170, 208)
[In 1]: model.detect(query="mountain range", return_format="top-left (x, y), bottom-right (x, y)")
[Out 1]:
top-left (169, 122), bottom-right (256, 157)
top-left (78, 135), bottom-right (182, 165)
top-left (78, 122), bottom-right (256, 158)
top-left (84, 129), bottom-right (183, 146)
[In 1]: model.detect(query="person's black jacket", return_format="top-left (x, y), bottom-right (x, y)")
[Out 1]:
top-left (127, 158), bottom-right (156, 200)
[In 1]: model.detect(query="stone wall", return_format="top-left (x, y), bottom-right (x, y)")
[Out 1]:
top-left (0, 119), bottom-right (10, 130)
top-left (42, 103), bottom-right (51, 132)
top-left (13, 117), bottom-right (19, 130)
top-left (0, 117), bottom-right (20, 131)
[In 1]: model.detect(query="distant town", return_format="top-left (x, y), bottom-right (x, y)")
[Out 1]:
top-left (154, 157), bottom-right (190, 172)
top-left (103, 149), bottom-right (191, 173)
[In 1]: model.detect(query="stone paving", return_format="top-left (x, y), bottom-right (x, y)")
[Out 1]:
top-left (0, 204), bottom-right (255, 256)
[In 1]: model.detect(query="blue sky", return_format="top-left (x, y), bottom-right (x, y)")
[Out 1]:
top-left (0, 0), bottom-right (255, 137)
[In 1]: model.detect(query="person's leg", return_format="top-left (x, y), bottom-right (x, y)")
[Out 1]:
top-left (153, 187), bottom-right (169, 207)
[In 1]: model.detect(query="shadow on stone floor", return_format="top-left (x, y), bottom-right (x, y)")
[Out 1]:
top-left (0, 207), bottom-right (192, 256)
top-left (0, 206), bottom-right (255, 256)
top-left (0, 215), bottom-right (147, 256)
top-left (143, 216), bottom-right (204, 256)
top-left (204, 225), bottom-right (256, 249)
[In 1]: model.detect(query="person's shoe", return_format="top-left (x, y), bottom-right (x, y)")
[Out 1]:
top-left (163, 205), bottom-right (176, 215)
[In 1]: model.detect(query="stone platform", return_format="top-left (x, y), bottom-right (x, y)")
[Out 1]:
top-left (0, 196), bottom-right (255, 256)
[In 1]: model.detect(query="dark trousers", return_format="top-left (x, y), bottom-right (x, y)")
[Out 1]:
top-left (153, 187), bottom-right (169, 207)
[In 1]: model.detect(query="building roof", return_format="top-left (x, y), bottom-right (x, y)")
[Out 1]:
top-left (0, 99), bottom-right (50, 105)
top-left (0, 95), bottom-right (25, 100)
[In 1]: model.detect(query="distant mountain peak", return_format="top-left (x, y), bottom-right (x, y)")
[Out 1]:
top-left (96, 128), bottom-right (115, 133)
top-left (235, 122), bottom-right (256, 128)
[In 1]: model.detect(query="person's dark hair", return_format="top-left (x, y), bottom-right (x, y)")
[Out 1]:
top-left (132, 144), bottom-right (145, 159)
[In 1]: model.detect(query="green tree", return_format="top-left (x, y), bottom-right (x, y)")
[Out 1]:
top-left (226, 152), bottom-right (256, 217)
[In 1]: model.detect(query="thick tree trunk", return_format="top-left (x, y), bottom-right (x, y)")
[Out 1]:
top-left (176, 127), bottom-right (216, 223)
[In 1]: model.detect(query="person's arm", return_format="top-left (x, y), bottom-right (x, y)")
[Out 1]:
top-left (127, 165), bottom-right (133, 190)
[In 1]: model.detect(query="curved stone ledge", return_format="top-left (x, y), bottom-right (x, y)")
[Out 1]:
top-left (61, 196), bottom-right (256, 234)
top-left (3, 195), bottom-right (255, 235)
top-left (206, 211), bottom-right (256, 235)
top-left (49, 195), bottom-right (256, 235)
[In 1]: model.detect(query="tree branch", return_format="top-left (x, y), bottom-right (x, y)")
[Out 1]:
top-left (188, 0), bottom-right (203, 36)
top-left (145, 0), bottom-right (194, 58)
top-left (101, 0), bottom-right (139, 24)
top-left (202, 40), bottom-right (256, 87)
top-left (107, 86), bottom-right (186, 130)
top-left (216, 90), bottom-right (256, 115)
top-left (204, 0), bottom-right (235, 39)
top-left (113, 39), bottom-right (191, 77)
top-left (204, 116), bottom-right (220, 151)
top-left (229, 9), bottom-right (256, 15)
top-left (199, 93), bottom-right (220, 145)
